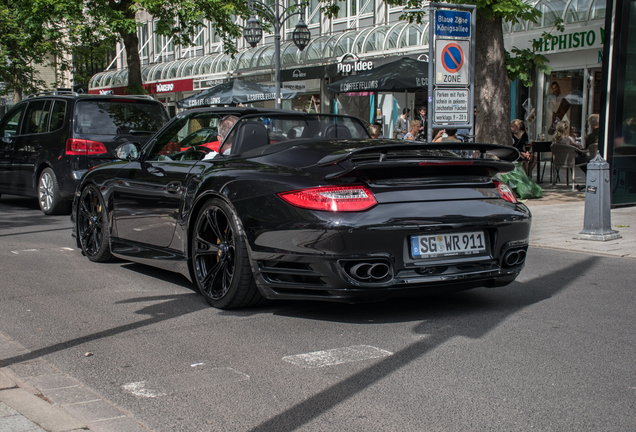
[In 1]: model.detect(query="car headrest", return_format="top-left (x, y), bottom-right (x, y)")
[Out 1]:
top-left (323, 124), bottom-right (352, 139)
top-left (232, 122), bottom-right (270, 155)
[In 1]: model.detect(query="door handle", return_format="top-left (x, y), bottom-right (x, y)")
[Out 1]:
top-left (146, 167), bottom-right (165, 176)
top-left (166, 181), bottom-right (181, 193)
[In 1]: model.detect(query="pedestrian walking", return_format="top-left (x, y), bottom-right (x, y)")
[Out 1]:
top-left (394, 108), bottom-right (410, 139)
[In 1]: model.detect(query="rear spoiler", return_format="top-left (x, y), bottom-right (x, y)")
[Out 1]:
top-left (316, 142), bottom-right (519, 181)
top-left (317, 142), bottom-right (519, 167)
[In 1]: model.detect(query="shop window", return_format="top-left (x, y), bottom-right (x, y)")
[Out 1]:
top-left (543, 70), bottom-right (585, 141)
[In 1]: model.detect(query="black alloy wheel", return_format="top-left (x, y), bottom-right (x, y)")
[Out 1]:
top-left (77, 185), bottom-right (113, 262)
top-left (192, 199), bottom-right (263, 309)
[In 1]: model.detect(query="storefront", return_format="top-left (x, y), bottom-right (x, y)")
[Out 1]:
top-left (504, 2), bottom-right (606, 147)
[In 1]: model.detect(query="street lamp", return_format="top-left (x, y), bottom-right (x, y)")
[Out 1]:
top-left (243, 1), bottom-right (311, 108)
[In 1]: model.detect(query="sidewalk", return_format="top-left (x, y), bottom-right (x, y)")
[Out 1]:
top-left (0, 368), bottom-right (87, 432)
top-left (526, 184), bottom-right (636, 259)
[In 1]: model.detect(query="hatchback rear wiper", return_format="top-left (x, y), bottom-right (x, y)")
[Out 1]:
top-left (129, 129), bottom-right (155, 134)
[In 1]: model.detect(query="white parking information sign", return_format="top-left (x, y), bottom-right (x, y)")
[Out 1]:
top-left (434, 89), bottom-right (469, 123)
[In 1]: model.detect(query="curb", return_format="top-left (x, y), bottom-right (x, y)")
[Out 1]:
top-left (0, 334), bottom-right (149, 432)
top-left (1, 369), bottom-right (88, 432)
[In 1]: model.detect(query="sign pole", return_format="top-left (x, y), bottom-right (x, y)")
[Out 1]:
top-left (428, 3), bottom-right (435, 143)
top-left (428, 3), bottom-right (476, 142)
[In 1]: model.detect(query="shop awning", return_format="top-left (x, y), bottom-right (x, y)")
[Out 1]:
top-left (327, 57), bottom-right (429, 93)
top-left (176, 79), bottom-right (297, 108)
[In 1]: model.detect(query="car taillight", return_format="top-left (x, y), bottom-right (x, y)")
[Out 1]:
top-left (278, 185), bottom-right (377, 212)
top-left (494, 180), bottom-right (518, 203)
top-left (66, 138), bottom-right (107, 156)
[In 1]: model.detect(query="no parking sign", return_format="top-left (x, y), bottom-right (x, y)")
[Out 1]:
top-left (435, 39), bottom-right (470, 86)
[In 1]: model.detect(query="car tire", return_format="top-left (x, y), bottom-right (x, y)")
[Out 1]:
top-left (38, 167), bottom-right (71, 215)
top-left (191, 198), bottom-right (263, 309)
top-left (77, 184), bottom-right (113, 263)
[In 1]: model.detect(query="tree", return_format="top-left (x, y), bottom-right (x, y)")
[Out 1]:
top-left (0, 0), bottom-right (84, 102)
top-left (82, 0), bottom-right (251, 94)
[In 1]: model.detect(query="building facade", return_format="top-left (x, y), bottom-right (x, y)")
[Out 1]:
top-left (88, 0), bottom-right (606, 140)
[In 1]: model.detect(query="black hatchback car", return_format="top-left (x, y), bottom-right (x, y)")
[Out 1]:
top-left (0, 91), bottom-right (169, 214)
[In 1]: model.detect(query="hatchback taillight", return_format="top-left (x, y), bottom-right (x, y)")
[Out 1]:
top-left (494, 180), bottom-right (518, 203)
top-left (278, 185), bottom-right (377, 212)
top-left (66, 138), bottom-right (107, 156)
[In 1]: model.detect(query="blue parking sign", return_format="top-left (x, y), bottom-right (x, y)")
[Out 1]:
top-left (435, 10), bottom-right (471, 38)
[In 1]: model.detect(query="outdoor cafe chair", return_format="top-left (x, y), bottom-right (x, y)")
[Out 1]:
top-left (550, 142), bottom-right (587, 191)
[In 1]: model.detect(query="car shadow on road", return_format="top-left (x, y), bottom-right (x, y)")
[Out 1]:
top-left (246, 256), bottom-right (598, 432)
top-left (0, 292), bottom-right (209, 368)
top-left (0, 195), bottom-right (71, 231)
top-left (120, 262), bottom-right (197, 291)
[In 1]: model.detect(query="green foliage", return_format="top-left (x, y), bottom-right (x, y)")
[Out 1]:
top-left (506, 20), bottom-right (564, 86)
top-left (84, 0), bottom-right (250, 56)
top-left (0, 0), bottom-right (115, 98)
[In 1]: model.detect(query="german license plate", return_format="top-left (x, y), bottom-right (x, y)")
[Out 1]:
top-left (411, 231), bottom-right (486, 259)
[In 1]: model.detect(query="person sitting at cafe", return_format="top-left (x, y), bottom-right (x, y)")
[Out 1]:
top-left (511, 119), bottom-right (536, 172)
top-left (586, 114), bottom-right (599, 151)
top-left (553, 120), bottom-right (590, 190)
top-left (404, 120), bottom-right (421, 140)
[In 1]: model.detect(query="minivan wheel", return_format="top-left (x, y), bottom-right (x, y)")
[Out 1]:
top-left (38, 168), bottom-right (70, 215)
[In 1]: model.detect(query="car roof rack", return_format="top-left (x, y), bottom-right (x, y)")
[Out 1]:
top-left (27, 90), bottom-right (78, 98)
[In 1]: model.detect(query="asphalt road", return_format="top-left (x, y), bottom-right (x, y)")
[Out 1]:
top-left (1, 195), bottom-right (635, 431)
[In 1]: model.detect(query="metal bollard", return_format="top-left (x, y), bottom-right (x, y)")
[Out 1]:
top-left (577, 154), bottom-right (622, 241)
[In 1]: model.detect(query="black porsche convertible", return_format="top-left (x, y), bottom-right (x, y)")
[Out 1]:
top-left (71, 107), bottom-right (531, 309)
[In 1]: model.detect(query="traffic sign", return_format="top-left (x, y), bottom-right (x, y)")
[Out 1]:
top-left (433, 89), bottom-right (469, 123)
top-left (435, 39), bottom-right (470, 86)
top-left (441, 43), bottom-right (464, 73)
top-left (435, 10), bottom-right (471, 38)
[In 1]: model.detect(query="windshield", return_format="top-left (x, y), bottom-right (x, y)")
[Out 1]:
top-left (222, 114), bottom-right (371, 155)
top-left (74, 100), bottom-right (169, 135)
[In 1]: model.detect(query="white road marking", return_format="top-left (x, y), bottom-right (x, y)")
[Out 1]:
top-left (10, 247), bottom-right (74, 254)
top-left (283, 345), bottom-right (393, 369)
top-left (190, 362), bottom-right (205, 367)
top-left (121, 381), bottom-right (165, 398)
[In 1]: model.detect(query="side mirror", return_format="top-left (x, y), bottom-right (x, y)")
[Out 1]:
top-left (115, 143), bottom-right (141, 161)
